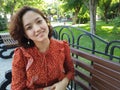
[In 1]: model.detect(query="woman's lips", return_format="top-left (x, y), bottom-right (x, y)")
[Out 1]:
top-left (36, 31), bottom-right (44, 37)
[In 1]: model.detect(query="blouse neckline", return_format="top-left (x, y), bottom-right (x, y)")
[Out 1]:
top-left (33, 38), bottom-right (53, 55)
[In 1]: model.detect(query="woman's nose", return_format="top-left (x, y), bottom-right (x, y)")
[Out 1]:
top-left (34, 24), bottom-right (40, 32)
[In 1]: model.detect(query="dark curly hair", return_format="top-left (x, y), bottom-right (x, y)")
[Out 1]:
top-left (9, 6), bottom-right (53, 48)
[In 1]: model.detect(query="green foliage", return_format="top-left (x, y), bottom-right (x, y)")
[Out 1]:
top-left (14, 0), bottom-right (44, 11)
top-left (108, 2), bottom-right (120, 19)
top-left (0, 15), bottom-right (7, 31)
top-left (53, 15), bottom-right (58, 21)
top-left (0, 0), bottom-right (44, 16)
top-left (66, 14), bottom-right (70, 19)
top-left (98, 0), bottom-right (120, 22)
top-left (50, 9), bottom-right (56, 15)
top-left (111, 16), bottom-right (120, 35)
top-left (113, 16), bottom-right (120, 27)
top-left (61, 0), bottom-right (83, 12)
top-left (77, 7), bottom-right (89, 24)
top-left (60, 0), bottom-right (85, 24)
top-left (98, 0), bottom-right (112, 21)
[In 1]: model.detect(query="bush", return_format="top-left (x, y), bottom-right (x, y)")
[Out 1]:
top-left (0, 15), bottom-right (7, 31)
top-left (53, 15), bottom-right (58, 21)
top-left (113, 16), bottom-right (120, 27)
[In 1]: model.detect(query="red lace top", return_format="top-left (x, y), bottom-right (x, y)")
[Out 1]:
top-left (11, 38), bottom-right (74, 90)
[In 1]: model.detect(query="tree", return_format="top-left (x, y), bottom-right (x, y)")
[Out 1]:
top-left (109, 0), bottom-right (120, 18)
top-left (82, 0), bottom-right (98, 34)
top-left (5, 0), bottom-right (16, 16)
top-left (98, 0), bottom-right (112, 23)
top-left (61, 0), bottom-right (84, 24)
top-left (89, 0), bottom-right (98, 34)
top-left (0, 0), bottom-right (44, 19)
top-left (60, 0), bottom-right (98, 34)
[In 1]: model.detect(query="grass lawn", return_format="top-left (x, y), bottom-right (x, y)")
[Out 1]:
top-left (79, 20), bottom-right (120, 41)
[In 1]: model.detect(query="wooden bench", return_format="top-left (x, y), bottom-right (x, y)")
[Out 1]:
top-left (0, 47), bottom-right (120, 90)
top-left (0, 33), bottom-right (18, 59)
top-left (71, 47), bottom-right (120, 90)
top-left (0, 33), bottom-right (18, 46)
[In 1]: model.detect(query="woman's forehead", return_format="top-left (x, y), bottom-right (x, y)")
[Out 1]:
top-left (22, 11), bottom-right (43, 25)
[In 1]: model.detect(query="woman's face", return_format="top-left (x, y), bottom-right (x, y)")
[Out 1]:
top-left (22, 11), bottom-right (49, 43)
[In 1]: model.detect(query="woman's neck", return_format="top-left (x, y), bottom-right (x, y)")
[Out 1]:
top-left (35, 38), bottom-right (50, 53)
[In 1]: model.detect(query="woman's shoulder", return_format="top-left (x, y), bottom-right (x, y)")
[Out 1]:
top-left (14, 46), bottom-right (30, 55)
top-left (13, 47), bottom-right (24, 57)
top-left (13, 46), bottom-right (34, 60)
top-left (14, 47), bottom-right (25, 52)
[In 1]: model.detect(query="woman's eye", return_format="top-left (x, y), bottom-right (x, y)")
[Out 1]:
top-left (26, 26), bottom-right (32, 30)
top-left (37, 20), bottom-right (42, 24)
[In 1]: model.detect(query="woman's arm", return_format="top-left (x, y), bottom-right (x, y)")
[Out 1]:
top-left (50, 41), bottom-right (74, 90)
top-left (11, 48), bottom-right (27, 90)
top-left (50, 77), bottom-right (69, 90)
top-left (63, 41), bottom-right (74, 80)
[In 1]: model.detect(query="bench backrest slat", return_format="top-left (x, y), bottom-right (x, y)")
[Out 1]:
top-left (72, 57), bottom-right (93, 72)
top-left (71, 48), bottom-right (120, 72)
top-left (93, 69), bottom-right (120, 88)
top-left (94, 63), bottom-right (120, 81)
top-left (92, 75), bottom-right (119, 90)
top-left (1, 34), bottom-right (18, 46)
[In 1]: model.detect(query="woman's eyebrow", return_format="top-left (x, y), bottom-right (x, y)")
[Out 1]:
top-left (35, 17), bottom-right (41, 22)
top-left (24, 23), bottom-right (30, 27)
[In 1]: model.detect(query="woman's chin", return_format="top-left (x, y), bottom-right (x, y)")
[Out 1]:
top-left (38, 37), bottom-right (48, 42)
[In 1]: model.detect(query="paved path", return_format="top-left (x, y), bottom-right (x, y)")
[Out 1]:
top-left (0, 58), bottom-right (12, 82)
top-left (0, 42), bottom-right (13, 88)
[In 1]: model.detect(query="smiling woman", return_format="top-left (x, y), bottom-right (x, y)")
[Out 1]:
top-left (8, 6), bottom-right (74, 90)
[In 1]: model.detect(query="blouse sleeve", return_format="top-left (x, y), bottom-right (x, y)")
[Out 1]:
top-left (63, 41), bottom-right (74, 80)
top-left (11, 48), bottom-right (27, 90)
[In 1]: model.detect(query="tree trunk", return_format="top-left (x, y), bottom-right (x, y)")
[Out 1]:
top-left (104, 11), bottom-right (108, 24)
top-left (72, 12), bottom-right (78, 24)
top-left (72, 7), bottom-right (80, 25)
top-left (89, 0), bottom-right (97, 34)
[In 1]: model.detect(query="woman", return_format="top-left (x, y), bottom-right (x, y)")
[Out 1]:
top-left (9, 6), bottom-right (74, 90)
